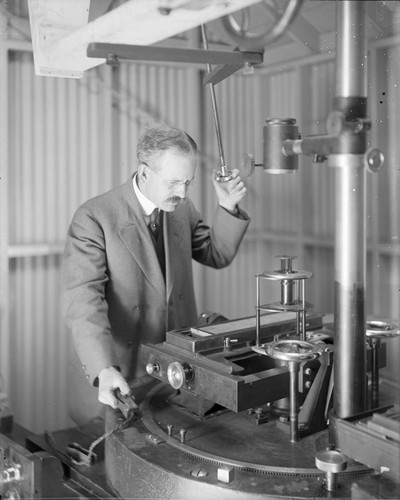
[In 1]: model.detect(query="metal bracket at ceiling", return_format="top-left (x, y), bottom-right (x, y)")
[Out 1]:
top-left (86, 42), bottom-right (264, 84)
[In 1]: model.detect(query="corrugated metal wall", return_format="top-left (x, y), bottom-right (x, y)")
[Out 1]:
top-left (6, 51), bottom-right (202, 432)
top-left (7, 51), bottom-right (114, 432)
top-left (4, 40), bottom-right (399, 433)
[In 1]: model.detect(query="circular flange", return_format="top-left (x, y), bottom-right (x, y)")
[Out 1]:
top-left (366, 320), bottom-right (400, 338)
top-left (259, 301), bottom-right (313, 313)
top-left (315, 449), bottom-right (347, 473)
top-left (258, 270), bottom-right (313, 280)
top-left (265, 339), bottom-right (321, 362)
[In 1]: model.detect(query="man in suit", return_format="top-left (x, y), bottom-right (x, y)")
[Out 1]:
top-left (60, 123), bottom-right (250, 426)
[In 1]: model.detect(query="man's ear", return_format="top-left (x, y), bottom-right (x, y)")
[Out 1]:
top-left (138, 163), bottom-right (148, 182)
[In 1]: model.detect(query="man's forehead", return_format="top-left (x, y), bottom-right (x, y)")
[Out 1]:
top-left (158, 148), bottom-right (197, 168)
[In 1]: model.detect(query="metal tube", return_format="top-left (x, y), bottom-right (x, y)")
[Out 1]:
top-left (332, 1), bottom-right (367, 418)
top-left (288, 361), bottom-right (299, 442)
top-left (281, 280), bottom-right (295, 305)
top-left (256, 276), bottom-right (261, 347)
top-left (371, 338), bottom-right (380, 408)
top-left (200, 25), bottom-right (228, 176)
top-left (296, 312), bottom-right (300, 338)
top-left (335, 2), bottom-right (367, 98)
top-left (325, 471), bottom-right (337, 492)
top-left (301, 279), bottom-right (306, 341)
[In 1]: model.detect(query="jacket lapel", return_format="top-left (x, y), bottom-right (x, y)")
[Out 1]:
top-left (164, 210), bottom-right (185, 301)
top-left (118, 177), bottom-right (166, 298)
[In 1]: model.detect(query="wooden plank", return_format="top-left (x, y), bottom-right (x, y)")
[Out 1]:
top-left (27, 0), bottom-right (261, 78)
top-left (27, 0), bottom-right (91, 78)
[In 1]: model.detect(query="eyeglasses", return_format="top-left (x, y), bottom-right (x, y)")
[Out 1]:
top-left (145, 163), bottom-right (196, 191)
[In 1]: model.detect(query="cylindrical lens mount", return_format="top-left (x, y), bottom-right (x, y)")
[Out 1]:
top-left (263, 118), bottom-right (299, 174)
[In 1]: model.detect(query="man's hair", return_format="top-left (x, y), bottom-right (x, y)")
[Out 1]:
top-left (137, 123), bottom-right (199, 169)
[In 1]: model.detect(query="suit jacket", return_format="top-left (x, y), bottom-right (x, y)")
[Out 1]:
top-left (60, 176), bottom-right (250, 424)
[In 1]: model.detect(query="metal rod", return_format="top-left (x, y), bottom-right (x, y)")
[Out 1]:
top-left (325, 471), bottom-right (337, 492)
top-left (370, 338), bottom-right (380, 408)
top-left (301, 279), bottom-right (306, 341)
top-left (200, 24), bottom-right (228, 176)
top-left (332, 1), bottom-right (367, 418)
top-left (288, 361), bottom-right (299, 442)
top-left (256, 276), bottom-right (261, 346)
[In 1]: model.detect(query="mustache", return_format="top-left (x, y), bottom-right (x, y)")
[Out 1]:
top-left (168, 196), bottom-right (183, 204)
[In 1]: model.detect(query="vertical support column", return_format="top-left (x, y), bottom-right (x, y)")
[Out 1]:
top-left (0, 40), bottom-right (10, 391)
top-left (331, 1), bottom-right (367, 418)
top-left (288, 361), bottom-right (299, 442)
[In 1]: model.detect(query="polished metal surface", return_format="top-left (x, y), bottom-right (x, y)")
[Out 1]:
top-left (104, 384), bottom-right (399, 499)
top-left (260, 339), bottom-right (322, 442)
top-left (263, 339), bottom-right (320, 363)
top-left (332, 1), bottom-right (368, 419)
top-left (263, 118), bottom-right (299, 173)
top-left (315, 449), bottom-right (347, 491)
top-left (335, 1), bottom-right (367, 98)
top-left (141, 311), bottom-right (326, 413)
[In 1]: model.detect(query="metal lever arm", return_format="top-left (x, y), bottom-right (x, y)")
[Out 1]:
top-left (200, 24), bottom-right (231, 182)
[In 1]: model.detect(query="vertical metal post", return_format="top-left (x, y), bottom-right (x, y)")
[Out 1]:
top-left (301, 279), bottom-right (306, 341)
top-left (0, 39), bottom-right (10, 394)
top-left (370, 338), bottom-right (380, 408)
top-left (331, 1), bottom-right (367, 418)
top-left (256, 275), bottom-right (261, 346)
top-left (288, 361), bottom-right (299, 442)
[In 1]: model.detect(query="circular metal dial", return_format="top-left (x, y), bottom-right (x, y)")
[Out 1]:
top-left (167, 362), bottom-right (193, 389)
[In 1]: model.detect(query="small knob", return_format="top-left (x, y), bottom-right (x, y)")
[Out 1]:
top-left (364, 148), bottom-right (384, 173)
top-left (179, 429), bottom-right (187, 443)
top-left (146, 362), bottom-right (160, 375)
top-left (315, 449), bottom-right (347, 491)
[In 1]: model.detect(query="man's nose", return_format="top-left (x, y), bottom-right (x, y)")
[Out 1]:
top-left (175, 184), bottom-right (187, 198)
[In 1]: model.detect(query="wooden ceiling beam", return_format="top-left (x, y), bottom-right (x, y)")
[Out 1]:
top-left (27, 0), bottom-right (262, 78)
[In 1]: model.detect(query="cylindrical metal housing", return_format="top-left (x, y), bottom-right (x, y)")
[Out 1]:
top-left (281, 280), bottom-right (295, 305)
top-left (335, 2), bottom-right (367, 98)
top-left (263, 118), bottom-right (299, 173)
top-left (333, 0), bottom-right (367, 419)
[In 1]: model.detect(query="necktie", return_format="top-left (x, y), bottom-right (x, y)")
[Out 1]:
top-left (147, 209), bottom-right (165, 279)
top-left (148, 209), bottom-right (159, 240)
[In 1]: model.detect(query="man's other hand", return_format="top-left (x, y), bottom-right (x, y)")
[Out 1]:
top-left (98, 366), bottom-right (131, 408)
